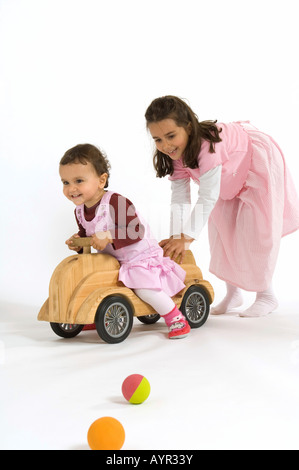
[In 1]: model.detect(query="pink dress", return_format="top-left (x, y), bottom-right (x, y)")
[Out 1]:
top-left (170, 122), bottom-right (299, 291)
top-left (75, 191), bottom-right (186, 297)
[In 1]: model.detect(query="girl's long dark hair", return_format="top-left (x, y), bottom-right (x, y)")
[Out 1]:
top-left (145, 95), bottom-right (222, 178)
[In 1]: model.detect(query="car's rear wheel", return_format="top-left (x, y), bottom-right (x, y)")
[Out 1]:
top-left (180, 285), bottom-right (210, 328)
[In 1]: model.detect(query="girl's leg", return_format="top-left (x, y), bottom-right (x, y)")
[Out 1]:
top-left (134, 288), bottom-right (190, 339)
top-left (211, 282), bottom-right (243, 315)
top-left (239, 284), bottom-right (278, 317)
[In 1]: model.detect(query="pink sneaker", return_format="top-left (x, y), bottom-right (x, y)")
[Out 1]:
top-left (168, 317), bottom-right (191, 339)
top-left (163, 307), bottom-right (191, 339)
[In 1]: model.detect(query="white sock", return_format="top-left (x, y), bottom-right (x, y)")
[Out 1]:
top-left (239, 285), bottom-right (278, 318)
top-left (211, 283), bottom-right (243, 315)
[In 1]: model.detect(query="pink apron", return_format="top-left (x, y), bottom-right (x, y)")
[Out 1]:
top-left (75, 191), bottom-right (186, 297)
top-left (170, 122), bottom-right (299, 291)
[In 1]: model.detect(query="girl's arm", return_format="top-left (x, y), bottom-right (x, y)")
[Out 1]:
top-left (109, 193), bottom-right (144, 249)
top-left (65, 211), bottom-right (87, 252)
top-left (91, 231), bottom-right (113, 251)
top-left (92, 194), bottom-right (144, 252)
top-left (161, 165), bottom-right (222, 262)
top-left (183, 165), bottom-right (222, 239)
top-left (170, 178), bottom-right (192, 238)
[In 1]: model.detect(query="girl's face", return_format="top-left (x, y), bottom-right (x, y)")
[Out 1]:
top-left (148, 118), bottom-right (190, 161)
top-left (59, 161), bottom-right (107, 208)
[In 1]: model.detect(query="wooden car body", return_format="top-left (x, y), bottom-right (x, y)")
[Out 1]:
top-left (38, 249), bottom-right (214, 326)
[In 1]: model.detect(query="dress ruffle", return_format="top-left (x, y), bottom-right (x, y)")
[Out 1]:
top-left (118, 254), bottom-right (186, 297)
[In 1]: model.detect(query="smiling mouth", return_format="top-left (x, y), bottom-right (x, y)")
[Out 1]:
top-left (168, 148), bottom-right (178, 156)
top-left (71, 194), bottom-right (82, 199)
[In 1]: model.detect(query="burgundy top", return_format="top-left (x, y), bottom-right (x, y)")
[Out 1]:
top-left (75, 192), bottom-right (144, 250)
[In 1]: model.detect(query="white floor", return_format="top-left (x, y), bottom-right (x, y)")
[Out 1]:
top-left (1, 298), bottom-right (299, 451)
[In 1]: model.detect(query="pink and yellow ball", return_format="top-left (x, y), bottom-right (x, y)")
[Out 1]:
top-left (122, 374), bottom-right (151, 404)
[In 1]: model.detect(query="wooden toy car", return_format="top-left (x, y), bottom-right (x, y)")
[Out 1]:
top-left (38, 237), bottom-right (214, 343)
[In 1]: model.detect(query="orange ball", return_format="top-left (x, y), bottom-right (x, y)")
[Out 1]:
top-left (87, 417), bottom-right (125, 450)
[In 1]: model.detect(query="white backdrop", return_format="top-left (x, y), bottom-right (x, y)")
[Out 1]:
top-left (1, 0), bottom-right (299, 308)
top-left (1, 0), bottom-right (299, 451)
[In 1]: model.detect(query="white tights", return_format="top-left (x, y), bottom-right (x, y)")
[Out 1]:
top-left (133, 288), bottom-right (175, 316)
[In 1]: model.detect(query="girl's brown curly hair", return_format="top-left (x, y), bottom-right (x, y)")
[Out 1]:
top-left (60, 143), bottom-right (111, 188)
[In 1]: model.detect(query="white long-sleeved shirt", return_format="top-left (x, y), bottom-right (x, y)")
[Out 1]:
top-left (170, 165), bottom-right (222, 240)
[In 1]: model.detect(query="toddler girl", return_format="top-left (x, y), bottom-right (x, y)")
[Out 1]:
top-left (59, 143), bottom-right (190, 338)
top-left (145, 95), bottom-right (299, 317)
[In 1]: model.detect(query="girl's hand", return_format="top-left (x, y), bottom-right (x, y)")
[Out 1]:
top-left (91, 231), bottom-right (113, 251)
top-left (159, 235), bottom-right (194, 264)
top-left (65, 234), bottom-right (82, 252)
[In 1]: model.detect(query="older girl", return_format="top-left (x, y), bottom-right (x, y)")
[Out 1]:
top-left (145, 96), bottom-right (299, 317)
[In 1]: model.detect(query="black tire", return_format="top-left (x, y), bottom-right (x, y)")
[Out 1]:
top-left (95, 295), bottom-right (134, 344)
top-left (137, 314), bottom-right (161, 325)
top-left (180, 285), bottom-right (210, 329)
top-left (50, 322), bottom-right (84, 338)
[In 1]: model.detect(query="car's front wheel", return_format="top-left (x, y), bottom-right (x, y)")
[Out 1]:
top-left (95, 295), bottom-right (134, 343)
top-left (137, 314), bottom-right (160, 325)
top-left (50, 322), bottom-right (84, 338)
